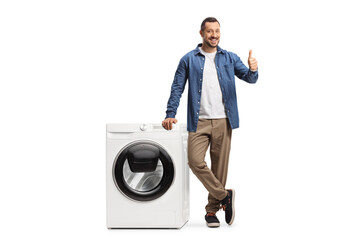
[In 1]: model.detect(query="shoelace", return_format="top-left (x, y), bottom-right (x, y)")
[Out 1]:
top-left (206, 212), bottom-right (216, 217)
top-left (222, 195), bottom-right (231, 211)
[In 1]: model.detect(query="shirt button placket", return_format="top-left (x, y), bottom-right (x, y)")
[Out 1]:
top-left (197, 56), bottom-right (204, 119)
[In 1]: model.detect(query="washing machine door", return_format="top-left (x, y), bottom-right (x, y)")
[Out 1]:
top-left (113, 141), bottom-right (174, 201)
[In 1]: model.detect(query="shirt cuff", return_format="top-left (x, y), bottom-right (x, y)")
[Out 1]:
top-left (165, 113), bottom-right (176, 119)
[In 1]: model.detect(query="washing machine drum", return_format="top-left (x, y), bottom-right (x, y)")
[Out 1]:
top-left (113, 141), bottom-right (175, 201)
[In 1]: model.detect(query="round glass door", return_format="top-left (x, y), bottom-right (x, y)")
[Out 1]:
top-left (113, 141), bottom-right (174, 201)
top-left (123, 159), bottom-right (163, 192)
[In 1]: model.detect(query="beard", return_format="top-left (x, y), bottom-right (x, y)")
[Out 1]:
top-left (204, 37), bottom-right (219, 48)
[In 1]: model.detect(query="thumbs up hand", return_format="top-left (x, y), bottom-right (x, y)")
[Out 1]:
top-left (248, 49), bottom-right (258, 71)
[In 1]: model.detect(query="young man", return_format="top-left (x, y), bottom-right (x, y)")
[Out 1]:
top-left (162, 17), bottom-right (258, 227)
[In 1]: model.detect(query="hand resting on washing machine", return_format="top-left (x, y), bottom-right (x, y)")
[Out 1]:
top-left (162, 118), bottom-right (178, 130)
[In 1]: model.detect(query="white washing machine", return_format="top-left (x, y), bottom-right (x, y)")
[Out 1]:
top-left (106, 123), bottom-right (189, 228)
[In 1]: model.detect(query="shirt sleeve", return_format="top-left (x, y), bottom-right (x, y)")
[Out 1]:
top-left (165, 58), bottom-right (188, 119)
top-left (233, 53), bottom-right (258, 84)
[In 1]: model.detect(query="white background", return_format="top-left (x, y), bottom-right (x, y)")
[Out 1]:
top-left (1, 0), bottom-right (359, 239)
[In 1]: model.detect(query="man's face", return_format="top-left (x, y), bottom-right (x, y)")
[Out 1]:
top-left (200, 22), bottom-right (220, 49)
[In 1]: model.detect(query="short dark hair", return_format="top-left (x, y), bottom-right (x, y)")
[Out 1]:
top-left (200, 17), bottom-right (220, 32)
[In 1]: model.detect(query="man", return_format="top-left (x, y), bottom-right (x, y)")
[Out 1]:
top-left (162, 17), bottom-right (258, 228)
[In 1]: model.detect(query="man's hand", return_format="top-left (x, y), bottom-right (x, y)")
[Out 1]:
top-left (162, 118), bottom-right (178, 130)
top-left (248, 49), bottom-right (258, 71)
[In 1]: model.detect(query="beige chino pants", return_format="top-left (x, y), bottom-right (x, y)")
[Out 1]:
top-left (188, 118), bottom-right (232, 213)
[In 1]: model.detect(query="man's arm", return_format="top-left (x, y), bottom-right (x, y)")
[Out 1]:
top-left (233, 51), bottom-right (258, 84)
top-left (162, 58), bottom-right (188, 130)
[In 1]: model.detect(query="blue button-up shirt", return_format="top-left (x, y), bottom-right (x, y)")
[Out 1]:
top-left (165, 44), bottom-right (258, 132)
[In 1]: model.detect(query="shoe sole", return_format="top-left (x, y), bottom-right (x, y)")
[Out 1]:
top-left (206, 222), bottom-right (220, 228)
top-left (228, 189), bottom-right (235, 225)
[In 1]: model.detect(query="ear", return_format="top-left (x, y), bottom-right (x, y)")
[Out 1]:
top-left (199, 30), bottom-right (203, 37)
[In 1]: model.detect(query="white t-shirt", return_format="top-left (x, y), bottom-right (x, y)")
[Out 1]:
top-left (198, 47), bottom-right (227, 119)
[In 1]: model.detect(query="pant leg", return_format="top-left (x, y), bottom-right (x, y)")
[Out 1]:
top-left (188, 119), bottom-right (228, 208)
top-left (205, 118), bottom-right (232, 212)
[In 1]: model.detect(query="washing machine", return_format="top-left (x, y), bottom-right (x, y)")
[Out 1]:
top-left (106, 123), bottom-right (189, 228)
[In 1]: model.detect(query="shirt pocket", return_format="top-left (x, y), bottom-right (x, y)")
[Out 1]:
top-left (221, 64), bottom-right (234, 81)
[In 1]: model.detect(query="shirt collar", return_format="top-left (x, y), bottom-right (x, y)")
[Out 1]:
top-left (195, 43), bottom-right (224, 55)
